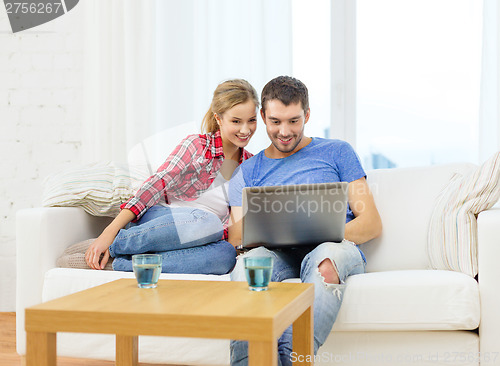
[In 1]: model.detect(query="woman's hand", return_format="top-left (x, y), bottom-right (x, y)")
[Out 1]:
top-left (85, 230), bottom-right (116, 270)
top-left (85, 209), bottom-right (137, 270)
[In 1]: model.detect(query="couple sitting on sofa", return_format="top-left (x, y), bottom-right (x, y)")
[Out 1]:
top-left (63, 75), bottom-right (382, 366)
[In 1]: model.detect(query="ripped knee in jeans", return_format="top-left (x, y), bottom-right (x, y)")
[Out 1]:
top-left (317, 258), bottom-right (340, 284)
top-left (316, 258), bottom-right (344, 299)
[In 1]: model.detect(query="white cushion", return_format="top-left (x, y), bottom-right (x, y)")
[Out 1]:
top-left (43, 268), bottom-right (230, 365)
top-left (42, 162), bottom-right (146, 217)
top-left (428, 152), bottom-right (500, 277)
top-left (361, 163), bottom-right (476, 272)
top-left (44, 268), bottom-right (479, 335)
top-left (333, 270), bottom-right (480, 331)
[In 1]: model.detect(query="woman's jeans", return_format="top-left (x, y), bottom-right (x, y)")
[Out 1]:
top-left (109, 205), bottom-right (236, 274)
top-left (229, 241), bottom-right (366, 366)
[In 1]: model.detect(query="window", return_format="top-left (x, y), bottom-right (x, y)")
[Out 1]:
top-left (292, 0), bottom-right (331, 139)
top-left (356, 0), bottom-right (483, 169)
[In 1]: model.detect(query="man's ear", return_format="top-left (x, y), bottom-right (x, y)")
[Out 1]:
top-left (260, 108), bottom-right (266, 124)
top-left (304, 108), bottom-right (311, 124)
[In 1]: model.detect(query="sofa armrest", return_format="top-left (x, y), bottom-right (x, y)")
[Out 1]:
top-left (16, 207), bottom-right (112, 355)
top-left (478, 207), bottom-right (500, 362)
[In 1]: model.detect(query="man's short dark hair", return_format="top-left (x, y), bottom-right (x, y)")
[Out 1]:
top-left (261, 76), bottom-right (309, 116)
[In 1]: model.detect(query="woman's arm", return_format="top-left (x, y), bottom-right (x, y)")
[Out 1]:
top-left (85, 208), bottom-right (136, 269)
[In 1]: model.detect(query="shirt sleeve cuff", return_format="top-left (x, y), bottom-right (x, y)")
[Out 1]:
top-left (120, 202), bottom-right (143, 222)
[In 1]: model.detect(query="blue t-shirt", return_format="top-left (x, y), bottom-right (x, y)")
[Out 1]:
top-left (229, 137), bottom-right (366, 223)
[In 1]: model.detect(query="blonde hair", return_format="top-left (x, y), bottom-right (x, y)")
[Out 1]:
top-left (202, 79), bottom-right (259, 134)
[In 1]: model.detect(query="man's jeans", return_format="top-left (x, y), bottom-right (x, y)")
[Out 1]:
top-left (230, 241), bottom-right (366, 366)
top-left (109, 205), bottom-right (236, 274)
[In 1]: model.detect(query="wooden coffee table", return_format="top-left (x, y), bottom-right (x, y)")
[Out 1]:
top-left (25, 279), bottom-right (314, 366)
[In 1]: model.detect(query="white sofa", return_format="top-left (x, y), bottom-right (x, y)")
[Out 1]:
top-left (16, 162), bottom-right (500, 365)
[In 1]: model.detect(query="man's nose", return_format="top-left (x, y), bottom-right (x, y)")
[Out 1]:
top-left (279, 125), bottom-right (291, 137)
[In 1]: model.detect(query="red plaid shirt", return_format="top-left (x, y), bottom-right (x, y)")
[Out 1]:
top-left (121, 130), bottom-right (253, 239)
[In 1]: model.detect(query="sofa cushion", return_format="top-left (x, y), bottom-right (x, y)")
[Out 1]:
top-left (428, 152), bottom-right (500, 277)
top-left (361, 163), bottom-right (476, 272)
top-left (42, 162), bottom-right (146, 217)
top-left (44, 268), bottom-right (479, 334)
top-left (333, 269), bottom-right (480, 331)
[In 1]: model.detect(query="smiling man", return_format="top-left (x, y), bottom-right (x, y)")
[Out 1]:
top-left (228, 76), bottom-right (382, 366)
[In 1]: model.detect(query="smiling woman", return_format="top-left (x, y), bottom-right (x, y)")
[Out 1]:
top-left (214, 100), bottom-right (258, 163)
top-left (76, 79), bottom-right (259, 273)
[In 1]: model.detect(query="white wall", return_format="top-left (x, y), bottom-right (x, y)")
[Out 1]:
top-left (0, 6), bottom-right (84, 310)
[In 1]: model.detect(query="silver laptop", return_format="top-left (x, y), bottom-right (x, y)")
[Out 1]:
top-left (241, 182), bottom-right (348, 249)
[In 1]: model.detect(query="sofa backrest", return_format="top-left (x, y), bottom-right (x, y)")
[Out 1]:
top-left (360, 163), bottom-right (476, 273)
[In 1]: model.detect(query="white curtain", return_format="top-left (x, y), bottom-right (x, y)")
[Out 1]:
top-left (479, 0), bottom-right (500, 161)
top-left (82, 0), bottom-right (157, 163)
top-left (82, 0), bottom-right (293, 164)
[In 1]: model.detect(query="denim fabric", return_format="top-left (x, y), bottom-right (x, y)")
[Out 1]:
top-left (112, 239), bottom-right (236, 274)
top-left (229, 241), bottom-right (366, 366)
top-left (109, 205), bottom-right (224, 256)
top-left (110, 205), bottom-right (236, 274)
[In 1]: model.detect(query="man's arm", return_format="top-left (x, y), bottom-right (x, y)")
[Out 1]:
top-left (344, 177), bottom-right (382, 244)
top-left (228, 206), bottom-right (243, 247)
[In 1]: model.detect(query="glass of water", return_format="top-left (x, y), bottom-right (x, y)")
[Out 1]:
top-left (244, 256), bottom-right (274, 291)
top-left (132, 254), bottom-right (162, 288)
